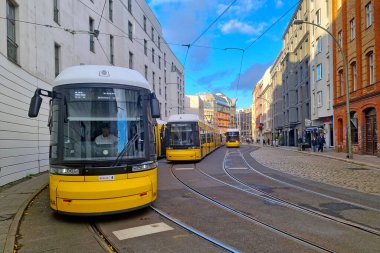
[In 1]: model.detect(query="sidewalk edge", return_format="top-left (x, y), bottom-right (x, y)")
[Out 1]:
top-left (3, 181), bottom-right (49, 253)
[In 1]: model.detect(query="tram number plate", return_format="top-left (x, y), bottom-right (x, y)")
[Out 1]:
top-left (99, 175), bottom-right (115, 181)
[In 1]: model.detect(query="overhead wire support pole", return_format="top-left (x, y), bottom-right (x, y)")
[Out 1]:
top-left (293, 19), bottom-right (352, 159)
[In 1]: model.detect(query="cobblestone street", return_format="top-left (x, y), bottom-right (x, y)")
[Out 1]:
top-left (250, 146), bottom-right (380, 196)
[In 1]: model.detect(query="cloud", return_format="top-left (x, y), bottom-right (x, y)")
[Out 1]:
top-left (230, 62), bottom-right (272, 92)
top-left (221, 20), bottom-right (266, 35)
top-left (274, 0), bottom-right (284, 8)
top-left (197, 69), bottom-right (234, 86)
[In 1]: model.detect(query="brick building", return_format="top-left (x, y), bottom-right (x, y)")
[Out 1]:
top-left (332, 0), bottom-right (379, 156)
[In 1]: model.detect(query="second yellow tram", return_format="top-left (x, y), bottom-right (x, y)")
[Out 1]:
top-left (166, 114), bottom-right (222, 161)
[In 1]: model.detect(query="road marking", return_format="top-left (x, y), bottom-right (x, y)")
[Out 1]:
top-left (175, 167), bottom-right (194, 170)
top-left (228, 167), bottom-right (248, 170)
top-left (113, 222), bottom-right (173, 240)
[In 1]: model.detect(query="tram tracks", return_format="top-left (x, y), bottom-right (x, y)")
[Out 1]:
top-left (200, 149), bottom-right (380, 236)
top-left (169, 163), bottom-right (334, 253)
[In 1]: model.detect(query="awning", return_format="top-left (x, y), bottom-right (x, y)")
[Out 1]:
top-left (304, 127), bottom-right (318, 132)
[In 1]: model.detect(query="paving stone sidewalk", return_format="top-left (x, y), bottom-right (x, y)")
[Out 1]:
top-left (250, 146), bottom-right (380, 196)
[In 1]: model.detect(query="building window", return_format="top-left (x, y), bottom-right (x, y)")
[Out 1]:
top-left (339, 70), bottom-right (344, 96)
top-left (368, 52), bottom-right (374, 85)
top-left (54, 43), bottom-right (60, 77)
top-left (316, 63), bottom-right (322, 81)
top-left (317, 91), bottom-right (322, 107)
top-left (159, 77), bottom-right (162, 95)
top-left (158, 36), bottom-right (161, 49)
top-left (152, 71), bottom-right (155, 91)
top-left (351, 62), bottom-right (357, 91)
top-left (165, 86), bottom-right (167, 100)
top-left (89, 17), bottom-right (95, 52)
top-left (144, 65), bottom-right (148, 79)
top-left (144, 39), bottom-right (147, 55)
top-left (316, 37), bottom-right (322, 54)
top-left (164, 53), bottom-right (166, 67)
top-left (152, 48), bottom-right (155, 63)
top-left (350, 18), bottom-right (355, 40)
top-left (151, 27), bottom-right (154, 42)
top-left (306, 103), bottom-right (310, 118)
top-left (165, 103), bottom-right (167, 117)
top-left (54, 0), bottom-right (60, 24)
top-left (109, 0), bottom-right (113, 22)
top-left (164, 70), bottom-right (167, 83)
top-left (128, 0), bottom-right (132, 13)
top-left (158, 56), bottom-right (161, 69)
top-left (128, 21), bottom-right (133, 41)
top-left (366, 2), bottom-right (372, 28)
top-left (6, 0), bottom-right (18, 63)
top-left (143, 16), bottom-right (147, 32)
top-left (316, 9), bottom-right (321, 25)
top-left (110, 35), bottom-right (114, 64)
top-left (338, 30), bottom-right (342, 48)
top-left (129, 51), bottom-right (133, 69)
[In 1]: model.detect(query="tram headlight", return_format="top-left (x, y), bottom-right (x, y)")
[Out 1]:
top-left (50, 167), bottom-right (80, 175)
top-left (131, 161), bottom-right (157, 172)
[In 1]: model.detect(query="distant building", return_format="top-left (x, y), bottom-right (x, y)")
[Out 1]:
top-left (0, 0), bottom-right (183, 185)
top-left (237, 108), bottom-right (252, 141)
top-left (184, 95), bottom-right (204, 120)
top-left (198, 92), bottom-right (237, 133)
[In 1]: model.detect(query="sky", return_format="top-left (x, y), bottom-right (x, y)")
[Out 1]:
top-left (147, 0), bottom-right (299, 109)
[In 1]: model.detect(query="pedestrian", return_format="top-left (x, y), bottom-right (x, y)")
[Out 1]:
top-left (317, 133), bottom-right (325, 152)
top-left (267, 138), bottom-right (270, 146)
top-left (311, 135), bottom-right (317, 152)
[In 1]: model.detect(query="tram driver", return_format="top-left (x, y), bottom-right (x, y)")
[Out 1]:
top-left (95, 124), bottom-right (118, 145)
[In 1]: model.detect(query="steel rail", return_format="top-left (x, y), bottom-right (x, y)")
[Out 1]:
top-left (198, 149), bottom-right (380, 237)
top-left (150, 205), bottom-right (239, 253)
top-left (170, 164), bottom-right (334, 253)
top-left (239, 148), bottom-right (380, 212)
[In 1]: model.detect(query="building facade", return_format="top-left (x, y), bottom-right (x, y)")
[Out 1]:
top-left (0, 0), bottom-right (184, 185)
top-left (237, 108), bottom-right (252, 142)
top-left (198, 92), bottom-right (237, 133)
top-left (332, 0), bottom-right (379, 156)
top-left (308, 0), bottom-right (334, 148)
top-left (184, 95), bottom-right (204, 119)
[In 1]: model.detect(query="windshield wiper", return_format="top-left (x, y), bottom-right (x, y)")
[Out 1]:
top-left (112, 132), bottom-right (141, 167)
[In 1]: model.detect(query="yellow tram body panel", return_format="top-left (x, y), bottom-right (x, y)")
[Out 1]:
top-left (166, 148), bottom-right (202, 161)
top-left (49, 169), bottom-right (157, 215)
top-left (226, 140), bottom-right (240, 148)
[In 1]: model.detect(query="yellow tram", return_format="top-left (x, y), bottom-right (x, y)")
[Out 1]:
top-left (166, 114), bottom-right (222, 161)
top-left (28, 65), bottom-right (160, 215)
top-left (154, 119), bottom-right (167, 159)
top-left (225, 128), bottom-right (240, 148)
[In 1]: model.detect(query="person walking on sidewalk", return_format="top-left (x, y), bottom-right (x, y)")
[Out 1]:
top-left (317, 133), bottom-right (326, 152)
top-left (311, 135), bottom-right (317, 152)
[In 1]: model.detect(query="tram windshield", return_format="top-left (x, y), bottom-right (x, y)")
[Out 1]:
top-left (226, 131), bottom-right (239, 142)
top-left (168, 122), bottom-right (199, 147)
top-left (54, 87), bottom-right (147, 162)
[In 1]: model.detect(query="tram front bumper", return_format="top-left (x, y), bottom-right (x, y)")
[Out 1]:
top-left (50, 169), bottom-right (157, 215)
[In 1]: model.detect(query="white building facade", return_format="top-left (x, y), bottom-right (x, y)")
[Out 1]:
top-left (0, 0), bottom-right (184, 186)
top-left (308, 0), bottom-right (334, 148)
top-left (184, 95), bottom-right (204, 120)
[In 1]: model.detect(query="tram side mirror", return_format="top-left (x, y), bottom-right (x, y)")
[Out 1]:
top-left (151, 95), bottom-right (160, 118)
top-left (28, 90), bottom-right (43, 118)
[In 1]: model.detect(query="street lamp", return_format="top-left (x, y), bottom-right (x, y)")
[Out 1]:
top-left (258, 95), bottom-right (274, 146)
top-left (293, 19), bottom-right (352, 158)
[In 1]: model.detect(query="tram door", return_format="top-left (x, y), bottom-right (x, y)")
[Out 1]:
top-left (365, 108), bottom-right (377, 155)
